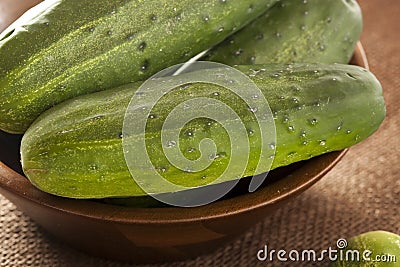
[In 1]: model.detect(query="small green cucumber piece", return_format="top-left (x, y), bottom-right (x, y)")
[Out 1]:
top-left (0, 0), bottom-right (278, 133)
top-left (21, 63), bottom-right (385, 199)
top-left (330, 231), bottom-right (400, 267)
top-left (206, 0), bottom-right (363, 65)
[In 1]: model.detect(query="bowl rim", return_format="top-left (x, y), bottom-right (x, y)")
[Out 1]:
top-left (0, 42), bottom-right (368, 225)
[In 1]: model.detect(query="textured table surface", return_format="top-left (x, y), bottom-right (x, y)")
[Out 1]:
top-left (0, 0), bottom-right (399, 266)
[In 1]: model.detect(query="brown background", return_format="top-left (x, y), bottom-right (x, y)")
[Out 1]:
top-left (0, 0), bottom-right (399, 266)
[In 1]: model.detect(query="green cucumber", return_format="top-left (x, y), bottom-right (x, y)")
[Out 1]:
top-left (330, 231), bottom-right (400, 267)
top-left (0, 0), bottom-right (278, 134)
top-left (21, 63), bottom-right (385, 199)
top-left (205, 0), bottom-right (363, 65)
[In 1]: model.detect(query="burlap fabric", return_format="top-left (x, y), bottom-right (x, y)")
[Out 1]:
top-left (0, 0), bottom-right (398, 266)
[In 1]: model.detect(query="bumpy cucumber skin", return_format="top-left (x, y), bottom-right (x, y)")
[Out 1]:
top-left (330, 231), bottom-right (400, 267)
top-left (206, 0), bottom-right (363, 65)
top-left (21, 64), bottom-right (385, 199)
top-left (0, 0), bottom-right (278, 134)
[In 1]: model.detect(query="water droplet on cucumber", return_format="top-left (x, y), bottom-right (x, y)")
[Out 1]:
top-left (234, 48), bottom-right (243, 56)
top-left (310, 118), bottom-right (318, 125)
top-left (283, 116), bottom-right (290, 123)
top-left (185, 130), bottom-right (194, 137)
top-left (256, 34), bottom-right (264, 40)
top-left (138, 42), bottom-right (147, 51)
top-left (249, 106), bottom-right (258, 113)
top-left (166, 140), bottom-right (177, 148)
top-left (209, 153), bottom-right (218, 160)
top-left (141, 60), bottom-right (150, 71)
top-left (184, 167), bottom-right (193, 173)
top-left (158, 167), bottom-right (167, 173)
top-left (269, 143), bottom-right (276, 150)
top-left (187, 148), bottom-right (196, 153)
top-left (90, 165), bottom-right (98, 171)
top-left (90, 115), bottom-right (104, 121)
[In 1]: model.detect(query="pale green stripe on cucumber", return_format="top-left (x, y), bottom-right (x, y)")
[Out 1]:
top-left (20, 64), bottom-right (385, 199)
top-left (206, 0), bottom-right (363, 65)
top-left (0, 0), bottom-right (278, 134)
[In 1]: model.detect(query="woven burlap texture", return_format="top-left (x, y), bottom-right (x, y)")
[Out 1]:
top-left (1, 0), bottom-right (399, 266)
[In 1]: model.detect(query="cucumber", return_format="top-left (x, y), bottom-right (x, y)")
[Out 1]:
top-left (205, 0), bottom-right (363, 65)
top-left (0, 0), bottom-right (278, 134)
top-left (20, 63), bottom-right (385, 199)
top-left (330, 231), bottom-right (400, 267)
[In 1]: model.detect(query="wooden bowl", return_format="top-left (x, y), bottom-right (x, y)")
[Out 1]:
top-left (0, 1), bottom-right (369, 264)
top-left (0, 44), bottom-right (368, 264)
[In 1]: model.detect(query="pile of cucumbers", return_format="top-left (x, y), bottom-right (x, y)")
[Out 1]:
top-left (0, 0), bottom-right (385, 203)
